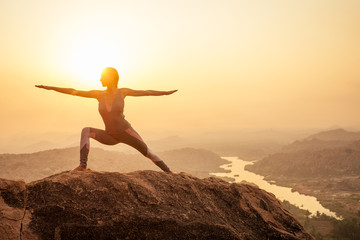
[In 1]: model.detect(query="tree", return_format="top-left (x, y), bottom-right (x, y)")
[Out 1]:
top-left (331, 217), bottom-right (360, 240)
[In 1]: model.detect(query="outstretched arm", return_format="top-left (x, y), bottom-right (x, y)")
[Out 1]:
top-left (122, 88), bottom-right (177, 97)
top-left (35, 85), bottom-right (100, 99)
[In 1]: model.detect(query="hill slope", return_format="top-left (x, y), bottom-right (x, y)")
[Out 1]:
top-left (246, 129), bottom-right (360, 178)
top-left (0, 170), bottom-right (313, 240)
top-left (245, 129), bottom-right (360, 219)
top-left (0, 147), bottom-right (228, 182)
top-left (305, 128), bottom-right (360, 142)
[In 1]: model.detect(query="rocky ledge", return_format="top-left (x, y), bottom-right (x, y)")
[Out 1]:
top-left (0, 170), bottom-right (313, 240)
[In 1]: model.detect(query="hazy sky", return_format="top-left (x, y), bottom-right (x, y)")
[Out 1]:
top-left (1, 0), bottom-right (359, 138)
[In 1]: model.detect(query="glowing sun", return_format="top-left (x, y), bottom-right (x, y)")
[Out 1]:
top-left (66, 35), bottom-right (126, 88)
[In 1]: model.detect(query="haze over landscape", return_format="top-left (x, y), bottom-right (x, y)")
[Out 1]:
top-left (1, 1), bottom-right (360, 239)
top-left (1, 0), bottom-right (360, 144)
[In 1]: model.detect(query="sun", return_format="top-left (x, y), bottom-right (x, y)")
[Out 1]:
top-left (65, 35), bottom-right (126, 88)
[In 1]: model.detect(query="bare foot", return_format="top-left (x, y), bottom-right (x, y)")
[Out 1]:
top-left (72, 165), bottom-right (87, 171)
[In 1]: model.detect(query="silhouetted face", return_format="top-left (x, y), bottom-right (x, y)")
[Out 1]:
top-left (100, 71), bottom-right (113, 87)
top-left (100, 67), bottom-right (119, 88)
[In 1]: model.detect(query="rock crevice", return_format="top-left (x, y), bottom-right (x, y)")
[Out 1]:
top-left (19, 183), bottom-right (28, 240)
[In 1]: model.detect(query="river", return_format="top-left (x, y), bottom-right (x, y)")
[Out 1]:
top-left (211, 157), bottom-right (339, 218)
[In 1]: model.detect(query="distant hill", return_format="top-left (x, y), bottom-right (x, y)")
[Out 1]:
top-left (0, 147), bottom-right (228, 182)
top-left (277, 138), bottom-right (349, 153)
top-left (1, 129), bottom-right (317, 160)
top-left (279, 128), bottom-right (360, 153)
top-left (246, 129), bottom-right (360, 178)
top-left (305, 128), bottom-right (360, 142)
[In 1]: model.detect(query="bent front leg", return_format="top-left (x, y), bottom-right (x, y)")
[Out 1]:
top-left (79, 127), bottom-right (95, 168)
top-left (79, 127), bottom-right (119, 168)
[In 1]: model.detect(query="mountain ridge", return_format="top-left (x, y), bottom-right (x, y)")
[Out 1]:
top-left (247, 129), bottom-right (360, 177)
top-left (0, 147), bottom-right (228, 182)
top-left (305, 128), bottom-right (360, 142)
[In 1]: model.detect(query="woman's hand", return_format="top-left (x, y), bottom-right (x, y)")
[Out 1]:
top-left (166, 90), bottom-right (178, 95)
top-left (35, 85), bottom-right (52, 90)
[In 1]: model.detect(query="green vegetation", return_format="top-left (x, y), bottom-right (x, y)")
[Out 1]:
top-left (281, 201), bottom-right (360, 240)
top-left (330, 217), bottom-right (360, 240)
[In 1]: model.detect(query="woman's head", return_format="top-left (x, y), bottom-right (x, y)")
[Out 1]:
top-left (100, 67), bottom-right (119, 87)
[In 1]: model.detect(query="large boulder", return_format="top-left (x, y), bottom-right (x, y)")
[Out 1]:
top-left (1, 170), bottom-right (314, 240)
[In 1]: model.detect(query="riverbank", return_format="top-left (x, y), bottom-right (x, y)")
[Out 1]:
top-left (214, 157), bottom-right (360, 239)
top-left (211, 157), bottom-right (338, 218)
top-left (261, 175), bottom-right (360, 220)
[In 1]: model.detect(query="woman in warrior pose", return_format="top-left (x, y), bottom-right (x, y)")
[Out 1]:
top-left (36, 67), bottom-right (176, 173)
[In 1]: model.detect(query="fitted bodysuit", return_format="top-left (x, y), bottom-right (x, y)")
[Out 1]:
top-left (98, 90), bottom-right (131, 133)
top-left (79, 89), bottom-right (148, 168)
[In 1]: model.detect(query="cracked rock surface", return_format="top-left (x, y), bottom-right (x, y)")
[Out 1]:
top-left (0, 178), bottom-right (38, 240)
top-left (1, 170), bottom-right (314, 240)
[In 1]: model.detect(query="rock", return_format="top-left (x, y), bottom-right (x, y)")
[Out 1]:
top-left (0, 178), bottom-right (38, 240)
top-left (0, 178), bottom-right (25, 240)
top-left (1, 170), bottom-right (314, 240)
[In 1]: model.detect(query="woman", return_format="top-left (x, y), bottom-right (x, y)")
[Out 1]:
top-left (36, 67), bottom-right (176, 173)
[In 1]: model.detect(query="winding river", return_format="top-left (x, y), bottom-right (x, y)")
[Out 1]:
top-left (211, 157), bottom-right (339, 218)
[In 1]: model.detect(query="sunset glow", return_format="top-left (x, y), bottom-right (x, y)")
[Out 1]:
top-left (1, 2), bottom-right (360, 237)
top-left (0, 0), bottom-right (359, 137)
top-left (65, 36), bottom-right (126, 87)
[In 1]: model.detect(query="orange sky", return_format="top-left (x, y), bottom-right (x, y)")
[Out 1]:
top-left (1, 0), bottom-right (360, 138)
